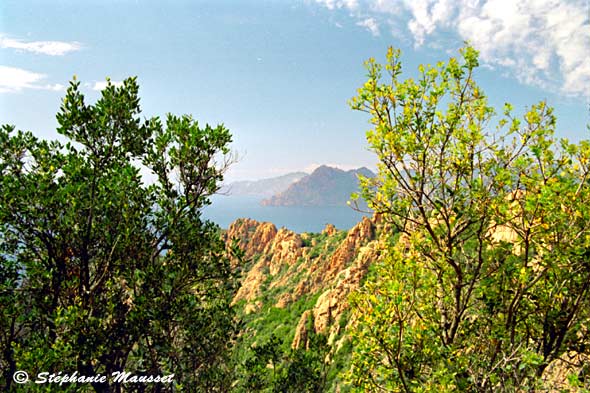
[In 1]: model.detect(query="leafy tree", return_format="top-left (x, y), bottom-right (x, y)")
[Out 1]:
top-left (240, 334), bottom-right (283, 392)
top-left (348, 47), bottom-right (590, 391)
top-left (273, 328), bottom-right (329, 393)
top-left (237, 328), bottom-right (330, 392)
top-left (0, 78), bottom-right (241, 392)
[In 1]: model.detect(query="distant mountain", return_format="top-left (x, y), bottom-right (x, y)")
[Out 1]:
top-left (261, 165), bottom-right (375, 207)
top-left (222, 172), bottom-right (307, 197)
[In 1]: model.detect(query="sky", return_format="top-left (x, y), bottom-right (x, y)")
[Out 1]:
top-left (1, 0), bottom-right (589, 182)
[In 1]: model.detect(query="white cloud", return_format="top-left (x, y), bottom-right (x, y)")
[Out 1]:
top-left (0, 34), bottom-right (81, 56)
top-left (357, 17), bottom-right (380, 36)
top-left (456, 0), bottom-right (590, 96)
top-left (44, 83), bottom-right (66, 91)
top-left (91, 80), bottom-right (124, 91)
top-left (315, 0), bottom-right (590, 97)
top-left (0, 65), bottom-right (44, 92)
top-left (370, 0), bottom-right (402, 14)
top-left (404, 0), bottom-right (455, 45)
top-left (316, 0), bottom-right (359, 10)
top-left (0, 66), bottom-right (67, 93)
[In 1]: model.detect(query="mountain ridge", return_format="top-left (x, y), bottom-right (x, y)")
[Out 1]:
top-left (221, 172), bottom-right (307, 197)
top-left (261, 165), bottom-right (375, 207)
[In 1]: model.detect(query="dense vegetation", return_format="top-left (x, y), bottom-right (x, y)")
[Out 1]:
top-left (349, 46), bottom-right (590, 391)
top-left (0, 79), bottom-right (240, 392)
top-left (232, 228), bottom-right (353, 392)
top-left (1, 46), bottom-right (589, 393)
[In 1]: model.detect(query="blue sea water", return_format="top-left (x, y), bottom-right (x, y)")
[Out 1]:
top-left (203, 195), bottom-right (370, 233)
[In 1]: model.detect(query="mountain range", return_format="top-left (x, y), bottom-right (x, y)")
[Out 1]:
top-left (221, 172), bottom-right (307, 197)
top-left (261, 165), bottom-right (375, 207)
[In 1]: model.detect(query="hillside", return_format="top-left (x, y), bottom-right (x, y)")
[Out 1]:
top-left (226, 215), bottom-right (384, 391)
top-left (261, 165), bottom-right (374, 207)
top-left (226, 214), bottom-right (588, 391)
top-left (222, 172), bottom-right (307, 197)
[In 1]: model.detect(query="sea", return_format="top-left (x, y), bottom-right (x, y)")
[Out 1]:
top-left (203, 195), bottom-right (370, 233)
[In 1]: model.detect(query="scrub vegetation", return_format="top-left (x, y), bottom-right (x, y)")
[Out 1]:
top-left (1, 46), bottom-right (589, 392)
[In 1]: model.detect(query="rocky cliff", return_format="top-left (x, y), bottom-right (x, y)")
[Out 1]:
top-left (226, 214), bottom-right (383, 355)
top-left (226, 213), bottom-right (585, 390)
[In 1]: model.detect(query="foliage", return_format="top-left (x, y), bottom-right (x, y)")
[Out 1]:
top-left (348, 46), bottom-right (590, 391)
top-left (306, 230), bottom-right (347, 260)
top-left (0, 78), bottom-right (240, 392)
top-left (232, 232), bottom-right (354, 392)
top-left (237, 327), bottom-right (330, 392)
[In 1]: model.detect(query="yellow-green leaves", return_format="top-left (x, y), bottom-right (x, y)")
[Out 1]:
top-left (348, 46), bottom-right (590, 391)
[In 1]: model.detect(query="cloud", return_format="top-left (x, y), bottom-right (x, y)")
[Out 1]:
top-left (91, 80), bottom-right (124, 91)
top-left (455, 0), bottom-right (590, 97)
top-left (405, 0), bottom-right (455, 45)
top-left (357, 17), bottom-right (380, 36)
top-left (0, 34), bottom-right (82, 56)
top-left (0, 66), bottom-right (44, 92)
top-left (44, 83), bottom-right (66, 91)
top-left (316, 0), bottom-right (359, 10)
top-left (315, 0), bottom-right (590, 97)
top-left (0, 65), bottom-right (66, 93)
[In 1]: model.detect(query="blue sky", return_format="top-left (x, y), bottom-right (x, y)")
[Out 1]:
top-left (1, 0), bottom-right (589, 182)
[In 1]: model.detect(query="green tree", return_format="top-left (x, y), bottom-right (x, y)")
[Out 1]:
top-left (237, 329), bottom-right (330, 393)
top-left (348, 47), bottom-right (590, 391)
top-left (0, 78), bottom-right (240, 392)
top-left (273, 331), bottom-right (329, 393)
